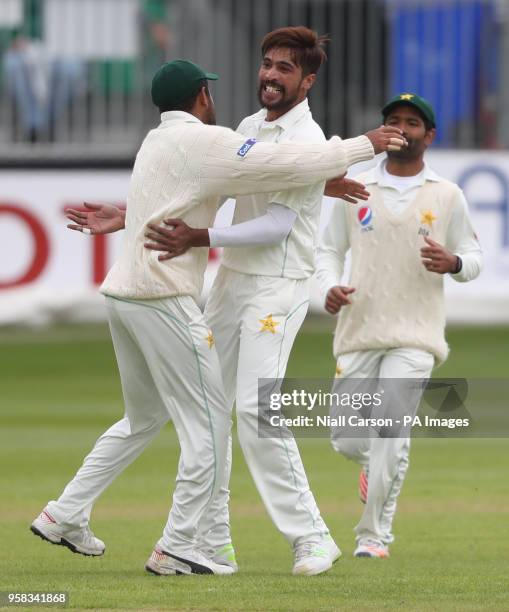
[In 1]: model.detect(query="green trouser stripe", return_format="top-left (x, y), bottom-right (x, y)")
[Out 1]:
top-left (280, 232), bottom-right (291, 277)
top-left (175, 297), bottom-right (218, 503)
top-left (275, 298), bottom-right (309, 380)
top-left (272, 298), bottom-right (318, 532)
top-left (106, 294), bottom-right (217, 504)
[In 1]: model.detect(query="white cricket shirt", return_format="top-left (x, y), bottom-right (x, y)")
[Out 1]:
top-left (221, 99), bottom-right (328, 278)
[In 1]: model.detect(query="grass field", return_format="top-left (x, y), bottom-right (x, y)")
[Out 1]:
top-left (1, 321), bottom-right (508, 611)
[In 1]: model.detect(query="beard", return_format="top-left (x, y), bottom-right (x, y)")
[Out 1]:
top-left (257, 80), bottom-right (300, 114)
top-left (387, 138), bottom-right (424, 161)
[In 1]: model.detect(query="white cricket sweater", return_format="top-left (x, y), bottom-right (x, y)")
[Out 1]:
top-left (331, 177), bottom-right (461, 363)
top-left (100, 111), bottom-right (373, 301)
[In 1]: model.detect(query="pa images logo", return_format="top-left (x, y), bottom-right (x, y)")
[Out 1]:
top-left (358, 206), bottom-right (374, 232)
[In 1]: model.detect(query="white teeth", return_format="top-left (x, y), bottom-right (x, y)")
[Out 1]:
top-left (265, 85), bottom-right (282, 93)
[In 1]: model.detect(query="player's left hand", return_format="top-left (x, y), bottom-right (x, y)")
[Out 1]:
top-left (144, 218), bottom-right (194, 260)
top-left (420, 236), bottom-right (459, 274)
top-left (325, 285), bottom-right (356, 314)
top-left (324, 174), bottom-right (370, 204)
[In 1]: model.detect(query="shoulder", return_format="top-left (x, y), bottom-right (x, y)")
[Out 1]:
top-left (195, 124), bottom-right (243, 144)
top-left (236, 109), bottom-right (265, 135)
top-left (422, 165), bottom-right (460, 193)
top-left (287, 114), bottom-right (326, 143)
top-left (156, 120), bottom-right (214, 140)
top-left (165, 124), bottom-right (246, 159)
top-left (429, 174), bottom-right (465, 203)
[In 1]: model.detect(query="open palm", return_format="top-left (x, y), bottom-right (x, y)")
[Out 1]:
top-left (66, 202), bottom-right (125, 235)
top-left (325, 176), bottom-right (370, 204)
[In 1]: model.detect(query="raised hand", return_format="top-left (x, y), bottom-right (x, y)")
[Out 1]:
top-left (66, 202), bottom-right (125, 235)
top-left (364, 125), bottom-right (407, 155)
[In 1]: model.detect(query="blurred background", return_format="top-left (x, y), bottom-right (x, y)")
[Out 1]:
top-left (0, 0), bottom-right (508, 325)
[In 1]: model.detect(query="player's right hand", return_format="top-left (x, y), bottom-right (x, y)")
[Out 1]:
top-left (364, 125), bottom-right (407, 155)
top-left (66, 202), bottom-right (125, 235)
top-left (325, 174), bottom-right (370, 203)
top-left (325, 286), bottom-right (355, 315)
top-left (144, 218), bottom-right (194, 261)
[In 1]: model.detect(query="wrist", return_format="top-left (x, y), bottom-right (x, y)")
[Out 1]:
top-left (190, 228), bottom-right (210, 247)
top-left (451, 255), bottom-right (463, 274)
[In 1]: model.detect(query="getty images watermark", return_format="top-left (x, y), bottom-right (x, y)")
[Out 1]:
top-left (257, 378), bottom-right (509, 438)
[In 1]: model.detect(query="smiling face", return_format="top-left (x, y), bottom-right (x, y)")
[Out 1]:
top-left (384, 104), bottom-right (436, 161)
top-left (257, 47), bottom-right (316, 119)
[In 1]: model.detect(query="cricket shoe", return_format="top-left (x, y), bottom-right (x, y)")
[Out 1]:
top-left (30, 508), bottom-right (105, 556)
top-left (145, 548), bottom-right (235, 576)
top-left (354, 538), bottom-right (389, 559)
top-left (323, 535), bottom-right (342, 563)
top-left (202, 543), bottom-right (238, 572)
top-left (359, 468), bottom-right (368, 504)
top-left (292, 541), bottom-right (333, 576)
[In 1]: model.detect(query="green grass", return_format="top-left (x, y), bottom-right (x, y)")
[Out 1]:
top-left (1, 322), bottom-right (508, 611)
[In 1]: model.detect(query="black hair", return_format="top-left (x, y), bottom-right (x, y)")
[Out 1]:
top-left (261, 26), bottom-right (329, 76)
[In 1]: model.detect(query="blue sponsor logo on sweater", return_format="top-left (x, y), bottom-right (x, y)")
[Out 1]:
top-left (237, 138), bottom-right (257, 157)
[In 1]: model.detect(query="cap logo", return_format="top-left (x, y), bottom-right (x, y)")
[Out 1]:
top-left (400, 93), bottom-right (414, 100)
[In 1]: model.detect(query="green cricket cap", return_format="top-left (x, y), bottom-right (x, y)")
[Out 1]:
top-left (151, 59), bottom-right (218, 109)
top-left (382, 93), bottom-right (436, 128)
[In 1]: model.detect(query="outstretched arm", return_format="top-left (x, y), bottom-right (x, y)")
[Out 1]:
top-left (200, 126), bottom-right (406, 199)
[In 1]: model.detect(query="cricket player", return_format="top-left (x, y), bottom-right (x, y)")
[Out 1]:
top-left (316, 93), bottom-right (483, 559)
top-left (141, 27), bottom-right (372, 576)
top-left (65, 31), bottom-right (405, 576)
top-left (36, 59), bottom-right (403, 576)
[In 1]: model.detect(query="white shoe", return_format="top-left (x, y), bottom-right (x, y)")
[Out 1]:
top-left (205, 543), bottom-right (238, 571)
top-left (323, 535), bottom-right (341, 563)
top-left (354, 538), bottom-right (389, 558)
top-left (30, 508), bottom-right (105, 556)
top-left (145, 548), bottom-right (235, 576)
top-left (292, 541), bottom-right (333, 576)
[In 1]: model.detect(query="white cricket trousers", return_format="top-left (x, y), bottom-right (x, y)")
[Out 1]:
top-left (46, 295), bottom-right (231, 555)
top-left (197, 266), bottom-right (330, 552)
top-left (330, 347), bottom-right (434, 545)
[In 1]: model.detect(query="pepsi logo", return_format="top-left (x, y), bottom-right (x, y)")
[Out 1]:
top-left (358, 206), bottom-right (373, 227)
